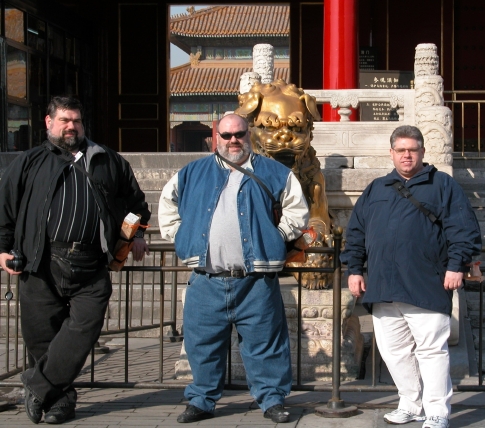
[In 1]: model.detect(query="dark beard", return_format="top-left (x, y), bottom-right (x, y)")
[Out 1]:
top-left (47, 130), bottom-right (83, 152)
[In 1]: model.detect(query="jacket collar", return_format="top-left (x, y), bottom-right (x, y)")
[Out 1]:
top-left (43, 138), bottom-right (105, 171)
top-left (382, 163), bottom-right (436, 186)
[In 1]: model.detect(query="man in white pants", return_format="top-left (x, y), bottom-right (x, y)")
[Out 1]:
top-left (340, 125), bottom-right (481, 428)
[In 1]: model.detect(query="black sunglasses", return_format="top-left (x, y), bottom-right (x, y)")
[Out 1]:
top-left (217, 130), bottom-right (248, 140)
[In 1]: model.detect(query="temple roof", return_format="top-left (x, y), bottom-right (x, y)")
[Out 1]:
top-left (169, 6), bottom-right (290, 98)
top-left (170, 5), bottom-right (290, 39)
top-left (170, 60), bottom-right (290, 96)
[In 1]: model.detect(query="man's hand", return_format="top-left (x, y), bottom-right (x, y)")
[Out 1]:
top-left (131, 238), bottom-right (149, 261)
top-left (443, 270), bottom-right (464, 291)
top-left (0, 252), bottom-right (22, 275)
top-left (348, 274), bottom-right (366, 297)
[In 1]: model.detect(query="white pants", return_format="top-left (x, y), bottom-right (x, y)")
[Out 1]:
top-left (372, 302), bottom-right (452, 418)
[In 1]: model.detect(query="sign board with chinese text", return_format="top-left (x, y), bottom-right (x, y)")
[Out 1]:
top-left (359, 47), bottom-right (376, 70)
top-left (359, 70), bottom-right (414, 121)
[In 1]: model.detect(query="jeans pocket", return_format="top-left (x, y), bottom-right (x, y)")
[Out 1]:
top-left (187, 271), bottom-right (200, 288)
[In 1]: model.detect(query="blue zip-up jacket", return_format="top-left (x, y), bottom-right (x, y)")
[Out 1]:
top-left (159, 153), bottom-right (309, 273)
top-left (340, 164), bottom-right (481, 316)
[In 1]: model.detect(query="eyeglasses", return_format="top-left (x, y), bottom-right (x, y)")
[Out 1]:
top-left (392, 147), bottom-right (422, 155)
top-left (217, 130), bottom-right (248, 140)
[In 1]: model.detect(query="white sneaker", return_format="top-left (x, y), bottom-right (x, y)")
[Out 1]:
top-left (384, 408), bottom-right (426, 424)
top-left (422, 416), bottom-right (450, 428)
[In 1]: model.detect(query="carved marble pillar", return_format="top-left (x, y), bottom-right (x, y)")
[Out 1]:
top-left (414, 43), bottom-right (440, 77)
top-left (414, 43), bottom-right (453, 173)
top-left (239, 71), bottom-right (261, 94)
top-left (253, 44), bottom-right (274, 84)
top-left (416, 106), bottom-right (453, 166)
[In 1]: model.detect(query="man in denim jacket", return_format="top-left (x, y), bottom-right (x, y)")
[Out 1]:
top-left (159, 114), bottom-right (309, 423)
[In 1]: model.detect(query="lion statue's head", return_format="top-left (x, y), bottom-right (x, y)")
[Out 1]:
top-left (235, 79), bottom-right (321, 171)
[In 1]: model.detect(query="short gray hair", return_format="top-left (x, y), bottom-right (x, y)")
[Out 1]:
top-left (390, 125), bottom-right (424, 148)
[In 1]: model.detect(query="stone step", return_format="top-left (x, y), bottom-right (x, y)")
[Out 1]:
top-left (321, 168), bottom-right (395, 192)
top-left (467, 196), bottom-right (485, 208)
top-left (478, 220), bottom-right (485, 234)
top-left (455, 179), bottom-right (485, 191)
top-left (108, 283), bottom-right (186, 301)
top-left (131, 170), bottom-right (178, 192)
top-left (0, 319), bottom-right (182, 339)
top-left (471, 328), bottom-right (485, 351)
top-left (453, 157), bottom-right (485, 169)
top-left (144, 192), bottom-right (162, 203)
top-left (466, 292), bottom-right (484, 311)
top-left (468, 311), bottom-right (485, 329)
top-left (120, 152), bottom-right (209, 169)
top-left (102, 320), bottom-right (181, 338)
top-left (106, 300), bottom-right (183, 322)
top-left (472, 209), bottom-right (485, 221)
top-left (453, 168), bottom-right (485, 180)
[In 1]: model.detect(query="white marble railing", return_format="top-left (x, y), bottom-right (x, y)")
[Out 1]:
top-left (305, 89), bottom-right (416, 158)
top-left (305, 89), bottom-right (416, 123)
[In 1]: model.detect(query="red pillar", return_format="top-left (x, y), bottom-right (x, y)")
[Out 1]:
top-left (323, 0), bottom-right (359, 121)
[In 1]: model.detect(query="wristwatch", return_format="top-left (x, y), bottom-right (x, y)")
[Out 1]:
top-left (134, 229), bottom-right (145, 239)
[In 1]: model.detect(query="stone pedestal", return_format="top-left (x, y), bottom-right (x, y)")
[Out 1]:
top-left (175, 277), bottom-right (364, 382)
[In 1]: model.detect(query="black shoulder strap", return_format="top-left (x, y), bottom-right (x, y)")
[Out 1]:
top-left (46, 144), bottom-right (97, 182)
top-left (215, 151), bottom-right (277, 203)
top-left (392, 181), bottom-right (439, 224)
top-left (45, 146), bottom-right (117, 218)
top-left (215, 150), bottom-right (282, 224)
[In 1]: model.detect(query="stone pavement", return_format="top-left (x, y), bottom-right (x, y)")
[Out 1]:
top-left (1, 339), bottom-right (485, 427)
top-left (1, 386), bottom-right (485, 427)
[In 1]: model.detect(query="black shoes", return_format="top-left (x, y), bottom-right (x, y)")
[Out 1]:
top-left (177, 405), bottom-right (214, 423)
top-left (264, 404), bottom-right (290, 423)
top-left (24, 388), bottom-right (43, 424)
top-left (44, 405), bottom-right (76, 424)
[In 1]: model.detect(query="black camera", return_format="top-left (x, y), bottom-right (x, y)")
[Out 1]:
top-left (6, 249), bottom-right (25, 272)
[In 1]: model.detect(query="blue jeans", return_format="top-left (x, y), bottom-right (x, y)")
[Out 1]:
top-left (20, 246), bottom-right (112, 408)
top-left (183, 271), bottom-right (292, 413)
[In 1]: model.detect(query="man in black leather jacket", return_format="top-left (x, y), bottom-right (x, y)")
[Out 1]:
top-left (0, 96), bottom-right (150, 424)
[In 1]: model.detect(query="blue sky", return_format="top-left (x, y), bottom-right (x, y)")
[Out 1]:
top-left (170, 6), bottom-right (207, 67)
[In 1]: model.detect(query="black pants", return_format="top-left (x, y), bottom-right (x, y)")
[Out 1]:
top-left (19, 246), bottom-right (112, 408)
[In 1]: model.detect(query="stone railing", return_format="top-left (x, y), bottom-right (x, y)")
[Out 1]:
top-left (307, 44), bottom-right (453, 177)
top-left (306, 89), bottom-right (415, 158)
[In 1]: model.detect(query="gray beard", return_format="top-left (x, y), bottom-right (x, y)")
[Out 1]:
top-left (47, 130), bottom-right (83, 152)
top-left (217, 143), bottom-right (251, 163)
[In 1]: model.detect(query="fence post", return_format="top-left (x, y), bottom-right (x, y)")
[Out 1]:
top-left (315, 227), bottom-right (358, 417)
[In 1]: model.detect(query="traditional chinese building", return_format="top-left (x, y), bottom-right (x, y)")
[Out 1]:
top-left (169, 5), bottom-right (290, 152)
top-left (0, 0), bottom-right (484, 153)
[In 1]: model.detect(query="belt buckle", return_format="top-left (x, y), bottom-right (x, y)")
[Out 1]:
top-left (230, 269), bottom-right (245, 278)
top-left (71, 242), bottom-right (82, 252)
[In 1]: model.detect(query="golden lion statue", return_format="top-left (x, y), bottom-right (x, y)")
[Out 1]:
top-left (235, 79), bottom-right (333, 289)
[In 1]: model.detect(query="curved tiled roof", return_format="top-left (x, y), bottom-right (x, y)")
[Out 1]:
top-left (170, 5), bottom-right (289, 38)
top-left (170, 62), bottom-right (290, 96)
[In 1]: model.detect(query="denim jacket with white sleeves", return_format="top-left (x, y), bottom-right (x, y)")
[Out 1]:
top-left (158, 153), bottom-right (309, 273)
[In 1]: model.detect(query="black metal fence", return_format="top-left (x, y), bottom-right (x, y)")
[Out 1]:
top-left (1, 231), bottom-right (483, 398)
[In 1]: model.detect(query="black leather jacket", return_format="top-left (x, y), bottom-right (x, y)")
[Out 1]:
top-left (0, 139), bottom-right (150, 272)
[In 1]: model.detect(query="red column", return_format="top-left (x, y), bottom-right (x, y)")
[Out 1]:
top-left (323, 0), bottom-right (359, 121)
